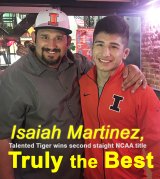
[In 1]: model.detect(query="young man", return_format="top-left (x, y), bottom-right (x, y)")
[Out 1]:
top-left (80, 15), bottom-right (160, 179)
top-left (0, 9), bottom-right (146, 179)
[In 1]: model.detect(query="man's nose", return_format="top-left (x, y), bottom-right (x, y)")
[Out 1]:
top-left (102, 47), bottom-right (110, 57)
top-left (47, 39), bottom-right (57, 49)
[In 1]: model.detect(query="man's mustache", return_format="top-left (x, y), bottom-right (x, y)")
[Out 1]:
top-left (42, 47), bottom-right (61, 53)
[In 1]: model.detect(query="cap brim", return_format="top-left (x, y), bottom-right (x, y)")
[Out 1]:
top-left (34, 26), bottom-right (72, 35)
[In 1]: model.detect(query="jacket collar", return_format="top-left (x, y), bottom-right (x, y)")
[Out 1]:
top-left (87, 63), bottom-right (125, 83)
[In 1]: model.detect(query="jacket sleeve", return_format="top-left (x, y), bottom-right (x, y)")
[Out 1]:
top-left (73, 53), bottom-right (93, 78)
top-left (136, 86), bottom-right (160, 178)
top-left (0, 69), bottom-right (27, 139)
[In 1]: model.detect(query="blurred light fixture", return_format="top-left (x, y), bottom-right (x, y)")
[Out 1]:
top-left (145, 0), bottom-right (159, 6)
top-left (145, 7), bottom-right (160, 25)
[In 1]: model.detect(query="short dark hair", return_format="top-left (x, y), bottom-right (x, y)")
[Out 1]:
top-left (93, 15), bottom-right (129, 47)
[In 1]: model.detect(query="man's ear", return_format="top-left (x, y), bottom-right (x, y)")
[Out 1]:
top-left (31, 31), bottom-right (36, 43)
top-left (67, 36), bottom-right (72, 48)
top-left (123, 48), bottom-right (130, 60)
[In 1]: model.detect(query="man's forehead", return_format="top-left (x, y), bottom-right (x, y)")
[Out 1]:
top-left (94, 33), bottom-right (124, 44)
top-left (95, 32), bottom-right (122, 39)
top-left (37, 28), bottom-right (66, 35)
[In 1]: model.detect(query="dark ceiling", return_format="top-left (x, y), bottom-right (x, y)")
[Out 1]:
top-left (0, 0), bottom-right (158, 16)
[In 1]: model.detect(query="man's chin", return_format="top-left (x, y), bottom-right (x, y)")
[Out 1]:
top-left (43, 58), bottom-right (62, 67)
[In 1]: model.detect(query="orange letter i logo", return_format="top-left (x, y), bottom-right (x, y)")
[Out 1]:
top-left (48, 13), bottom-right (59, 25)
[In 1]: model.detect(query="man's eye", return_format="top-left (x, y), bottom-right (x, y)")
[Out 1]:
top-left (41, 35), bottom-right (48, 40)
top-left (111, 45), bottom-right (118, 49)
top-left (56, 36), bottom-right (64, 41)
top-left (95, 43), bottom-right (103, 47)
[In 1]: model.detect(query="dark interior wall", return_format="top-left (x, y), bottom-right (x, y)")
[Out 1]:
top-left (0, 0), bottom-right (150, 16)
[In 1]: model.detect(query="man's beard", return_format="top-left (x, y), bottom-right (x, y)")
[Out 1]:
top-left (41, 47), bottom-right (62, 66)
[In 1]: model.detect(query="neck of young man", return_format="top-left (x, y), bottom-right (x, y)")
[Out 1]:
top-left (97, 69), bottom-right (110, 88)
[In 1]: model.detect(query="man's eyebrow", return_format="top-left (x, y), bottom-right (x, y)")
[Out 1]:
top-left (94, 41), bottom-right (120, 47)
top-left (40, 34), bottom-right (64, 37)
top-left (40, 33), bottom-right (48, 36)
top-left (110, 42), bottom-right (120, 46)
top-left (94, 40), bottom-right (104, 43)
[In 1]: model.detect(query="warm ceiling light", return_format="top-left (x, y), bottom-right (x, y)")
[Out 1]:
top-left (76, 0), bottom-right (131, 2)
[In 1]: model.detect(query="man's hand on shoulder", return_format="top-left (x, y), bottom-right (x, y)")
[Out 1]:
top-left (16, 44), bottom-right (29, 56)
top-left (122, 64), bottom-right (147, 93)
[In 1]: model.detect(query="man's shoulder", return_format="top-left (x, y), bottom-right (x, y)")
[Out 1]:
top-left (7, 56), bottom-right (27, 71)
top-left (0, 54), bottom-right (32, 81)
top-left (72, 52), bottom-right (93, 75)
top-left (79, 72), bottom-right (88, 84)
top-left (73, 53), bottom-right (87, 61)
